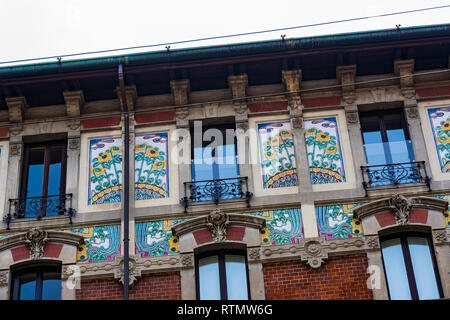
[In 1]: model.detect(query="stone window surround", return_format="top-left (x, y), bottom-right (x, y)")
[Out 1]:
top-left (353, 195), bottom-right (449, 300)
top-left (0, 228), bottom-right (83, 300)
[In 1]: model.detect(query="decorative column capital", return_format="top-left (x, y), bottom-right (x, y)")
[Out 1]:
top-left (394, 59), bottom-right (415, 99)
top-left (63, 90), bottom-right (84, 117)
top-left (170, 79), bottom-right (190, 106)
top-left (6, 96), bottom-right (27, 123)
top-left (116, 85), bottom-right (137, 112)
top-left (336, 65), bottom-right (356, 104)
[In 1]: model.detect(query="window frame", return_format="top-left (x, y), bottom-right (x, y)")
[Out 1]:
top-left (379, 231), bottom-right (444, 300)
top-left (359, 108), bottom-right (413, 165)
top-left (19, 140), bottom-right (67, 217)
top-left (10, 264), bottom-right (62, 300)
top-left (195, 249), bottom-right (251, 300)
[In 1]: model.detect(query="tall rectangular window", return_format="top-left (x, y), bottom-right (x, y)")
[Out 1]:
top-left (20, 141), bottom-right (67, 217)
top-left (190, 122), bottom-right (240, 202)
top-left (11, 265), bottom-right (62, 300)
top-left (380, 233), bottom-right (443, 300)
top-left (359, 109), bottom-right (416, 186)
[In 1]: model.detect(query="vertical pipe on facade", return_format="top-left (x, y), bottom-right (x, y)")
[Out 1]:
top-left (118, 64), bottom-right (130, 300)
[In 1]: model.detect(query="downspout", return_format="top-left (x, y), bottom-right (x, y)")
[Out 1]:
top-left (118, 64), bottom-right (130, 300)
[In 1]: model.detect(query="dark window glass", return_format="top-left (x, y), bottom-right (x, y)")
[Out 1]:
top-left (11, 266), bottom-right (61, 300)
top-left (196, 250), bottom-right (249, 300)
top-left (380, 233), bottom-right (443, 300)
top-left (20, 141), bottom-right (67, 217)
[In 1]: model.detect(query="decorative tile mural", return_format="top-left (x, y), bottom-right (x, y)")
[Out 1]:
top-left (135, 133), bottom-right (169, 200)
top-left (250, 208), bottom-right (303, 246)
top-left (427, 107), bottom-right (450, 172)
top-left (135, 219), bottom-right (185, 257)
top-left (431, 194), bottom-right (450, 227)
top-left (88, 137), bottom-right (122, 205)
top-left (316, 204), bottom-right (364, 240)
top-left (305, 117), bottom-right (346, 184)
top-left (258, 121), bottom-right (298, 188)
top-left (66, 225), bottom-right (121, 263)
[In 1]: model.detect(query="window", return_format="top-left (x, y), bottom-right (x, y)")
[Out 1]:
top-left (190, 122), bottom-right (241, 202)
top-left (196, 250), bottom-right (250, 300)
top-left (19, 141), bottom-right (67, 218)
top-left (11, 265), bottom-right (62, 300)
top-left (380, 232), bottom-right (443, 300)
top-left (359, 109), bottom-right (417, 186)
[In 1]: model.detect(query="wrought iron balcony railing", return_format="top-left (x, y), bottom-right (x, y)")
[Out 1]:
top-left (361, 161), bottom-right (431, 196)
top-left (181, 177), bottom-right (252, 212)
top-left (3, 194), bottom-right (76, 229)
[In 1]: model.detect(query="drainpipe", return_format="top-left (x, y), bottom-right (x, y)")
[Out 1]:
top-left (118, 64), bottom-right (130, 300)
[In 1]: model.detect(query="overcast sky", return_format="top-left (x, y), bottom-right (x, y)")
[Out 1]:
top-left (0, 0), bottom-right (449, 66)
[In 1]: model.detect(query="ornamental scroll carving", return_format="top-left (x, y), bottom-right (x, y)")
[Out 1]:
top-left (24, 228), bottom-right (48, 260)
top-left (388, 194), bottom-right (413, 226)
top-left (206, 209), bottom-right (229, 242)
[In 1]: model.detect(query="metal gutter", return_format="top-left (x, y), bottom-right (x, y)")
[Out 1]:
top-left (0, 24), bottom-right (449, 80)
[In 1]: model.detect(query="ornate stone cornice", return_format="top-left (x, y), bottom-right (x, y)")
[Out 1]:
top-left (0, 228), bottom-right (84, 255)
top-left (353, 195), bottom-right (448, 222)
top-left (261, 236), bottom-right (367, 270)
top-left (172, 211), bottom-right (266, 239)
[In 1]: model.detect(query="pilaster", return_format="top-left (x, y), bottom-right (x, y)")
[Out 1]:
top-left (66, 121), bottom-right (81, 213)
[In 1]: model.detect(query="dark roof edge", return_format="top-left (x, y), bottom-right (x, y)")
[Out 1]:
top-left (1, 23), bottom-right (449, 80)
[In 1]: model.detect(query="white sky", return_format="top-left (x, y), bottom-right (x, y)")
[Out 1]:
top-left (0, 0), bottom-right (449, 66)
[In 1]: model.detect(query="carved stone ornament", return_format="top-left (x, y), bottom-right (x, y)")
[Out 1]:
top-left (114, 257), bottom-right (140, 287)
top-left (366, 236), bottom-right (380, 249)
top-left (181, 254), bottom-right (194, 268)
top-left (0, 271), bottom-right (8, 287)
top-left (68, 137), bottom-right (80, 150)
top-left (9, 142), bottom-right (22, 156)
top-left (233, 103), bottom-right (248, 115)
top-left (24, 228), bottom-right (48, 260)
top-left (206, 209), bottom-right (229, 242)
top-left (67, 119), bottom-right (81, 131)
top-left (175, 107), bottom-right (189, 120)
top-left (405, 106), bottom-right (419, 119)
top-left (248, 247), bottom-right (261, 261)
top-left (9, 124), bottom-right (23, 136)
top-left (288, 95), bottom-right (302, 110)
top-left (346, 111), bottom-right (359, 124)
top-left (388, 194), bottom-right (413, 226)
top-left (432, 230), bottom-right (447, 243)
top-left (302, 240), bottom-right (328, 270)
top-left (291, 116), bottom-right (303, 129)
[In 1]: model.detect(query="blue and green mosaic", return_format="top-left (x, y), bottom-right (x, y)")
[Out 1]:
top-left (316, 203), bottom-right (364, 240)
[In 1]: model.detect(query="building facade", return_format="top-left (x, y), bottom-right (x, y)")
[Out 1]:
top-left (0, 24), bottom-right (449, 300)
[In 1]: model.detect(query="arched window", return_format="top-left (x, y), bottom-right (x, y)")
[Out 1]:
top-left (10, 264), bottom-right (62, 300)
top-left (380, 231), bottom-right (443, 300)
top-left (195, 249), bottom-right (250, 300)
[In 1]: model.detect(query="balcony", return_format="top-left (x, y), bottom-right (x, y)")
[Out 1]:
top-left (361, 161), bottom-right (431, 196)
top-left (181, 177), bottom-right (253, 212)
top-left (3, 194), bottom-right (76, 229)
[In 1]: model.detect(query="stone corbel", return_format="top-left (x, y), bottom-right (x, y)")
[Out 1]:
top-left (170, 79), bottom-right (190, 106)
top-left (394, 59), bottom-right (415, 99)
top-left (336, 65), bottom-right (356, 104)
top-left (6, 96), bottom-right (27, 123)
top-left (301, 238), bottom-right (328, 270)
top-left (228, 74), bottom-right (248, 102)
top-left (282, 69), bottom-right (302, 110)
top-left (116, 85), bottom-right (137, 112)
top-left (63, 90), bottom-right (84, 117)
top-left (114, 256), bottom-right (141, 287)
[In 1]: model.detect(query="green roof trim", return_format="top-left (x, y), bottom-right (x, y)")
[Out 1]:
top-left (0, 23), bottom-right (449, 80)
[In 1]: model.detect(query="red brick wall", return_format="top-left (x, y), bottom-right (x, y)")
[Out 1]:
top-left (263, 255), bottom-right (373, 300)
top-left (76, 272), bottom-right (181, 300)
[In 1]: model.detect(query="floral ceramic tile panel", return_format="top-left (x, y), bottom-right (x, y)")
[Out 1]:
top-left (135, 133), bottom-right (169, 200)
top-left (88, 137), bottom-right (122, 205)
top-left (305, 117), bottom-right (346, 184)
top-left (258, 121), bottom-right (298, 189)
top-left (135, 219), bottom-right (185, 257)
top-left (431, 194), bottom-right (450, 227)
top-left (66, 225), bottom-right (121, 263)
top-left (250, 208), bottom-right (303, 246)
top-left (316, 204), bottom-right (364, 240)
top-left (427, 107), bottom-right (450, 172)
